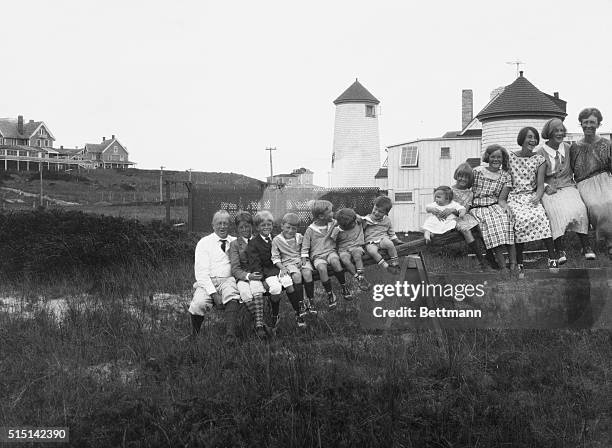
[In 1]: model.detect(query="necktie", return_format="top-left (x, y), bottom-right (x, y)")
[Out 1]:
top-left (554, 150), bottom-right (560, 172)
top-left (219, 239), bottom-right (227, 252)
top-left (265, 236), bottom-right (271, 244)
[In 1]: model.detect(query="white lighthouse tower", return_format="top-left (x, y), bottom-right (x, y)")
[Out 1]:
top-left (330, 79), bottom-right (381, 187)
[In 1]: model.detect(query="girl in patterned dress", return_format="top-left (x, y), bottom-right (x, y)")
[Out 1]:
top-left (508, 127), bottom-right (557, 272)
top-left (469, 145), bottom-right (517, 276)
top-left (451, 163), bottom-right (488, 270)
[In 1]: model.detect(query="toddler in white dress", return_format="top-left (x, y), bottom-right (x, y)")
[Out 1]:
top-left (422, 186), bottom-right (467, 243)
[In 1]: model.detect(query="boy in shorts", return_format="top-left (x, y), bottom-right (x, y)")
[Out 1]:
top-left (332, 208), bottom-right (371, 291)
top-left (363, 196), bottom-right (402, 274)
top-left (301, 200), bottom-right (352, 309)
top-left (271, 213), bottom-right (318, 326)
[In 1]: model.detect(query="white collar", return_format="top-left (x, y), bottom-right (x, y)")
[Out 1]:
top-left (260, 234), bottom-right (271, 242)
top-left (542, 142), bottom-right (566, 158)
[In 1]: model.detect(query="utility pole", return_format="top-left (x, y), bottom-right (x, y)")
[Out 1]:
top-left (159, 166), bottom-right (165, 202)
top-left (264, 147), bottom-right (277, 180)
top-left (39, 161), bottom-right (43, 207)
top-left (506, 60), bottom-right (525, 78)
top-left (186, 168), bottom-right (192, 182)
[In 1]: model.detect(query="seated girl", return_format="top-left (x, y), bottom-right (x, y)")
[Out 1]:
top-left (422, 186), bottom-right (471, 243)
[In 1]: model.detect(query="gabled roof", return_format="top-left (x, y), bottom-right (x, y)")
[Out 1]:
top-left (84, 137), bottom-right (123, 154)
top-left (334, 79), bottom-right (379, 105)
top-left (475, 73), bottom-right (566, 121)
top-left (0, 118), bottom-right (55, 140)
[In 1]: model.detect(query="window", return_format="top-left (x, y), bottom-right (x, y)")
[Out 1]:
top-left (365, 105), bottom-right (376, 117)
top-left (37, 139), bottom-right (41, 146)
top-left (113, 145), bottom-right (118, 153)
top-left (39, 129), bottom-right (44, 136)
top-left (395, 192), bottom-right (414, 203)
top-left (400, 146), bottom-right (419, 167)
top-left (440, 147), bottom-right (451, 158)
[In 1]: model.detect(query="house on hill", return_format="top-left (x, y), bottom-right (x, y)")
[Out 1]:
top-left (385, 71), bottom-right (603, 232)
top-left (77, 135), bottom-right (135, 169)
top-left (266, 167), bottom-right (316, 187)
top-left (0, 115), bottom-right (72, 171)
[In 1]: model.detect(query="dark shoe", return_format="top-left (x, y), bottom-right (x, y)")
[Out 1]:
top-left (304, 298), bottom-right (318, 315)
top-left (298, 301), bottom-right (308, 318)
top-left (341, 284), bottom-right (354, 301)
top-left (255, 326), bottom-right (267, 339)
top-left (296, 315), bottom-right (307, 329)
top-left (583, 247), bottom-right (596, 260)
top-left (327, 292), bottom-right (337, 310)
top-left (356, 273), bottom-right (371, 291)
top-left (557, 250), bottom-right (567, 265)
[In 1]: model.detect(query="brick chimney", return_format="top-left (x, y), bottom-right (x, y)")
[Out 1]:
top-left (17, 115), bottom-right (24, 134)
top-left (461, 89), bottom-right (473, 129)
top-left (102, 136), bottom-right (106, 141)
top-left (111, 134), bottom-right (115, 139)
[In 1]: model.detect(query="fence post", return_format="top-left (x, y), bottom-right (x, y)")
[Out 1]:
top-left (186, 182), bottom-right (193, 232)
top-left (164, 180), bottom-right (171, 224)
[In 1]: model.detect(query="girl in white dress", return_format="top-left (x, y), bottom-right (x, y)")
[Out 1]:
top-left (422, 186), bottom-right (471, 243)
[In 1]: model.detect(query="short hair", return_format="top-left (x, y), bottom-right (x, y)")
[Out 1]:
top-left (578, 107), bottom-right (603, 125)
top-left (282, 212), bottom-right (299, 226)
top-left (212, 210), bottom-right (230, 225)
top-left (482, 144), bottom-right (509, 171)
top-left (373, 195), bottom-right (393, 213)
top-left (453, 163), bottom-right (474, 187)
top-left (253, 210), bottom-right (274, 227)
top-left (310, 200), bottom-right (333, 218)
top-left (517, 127), bottom-right (540, 147)
top-left (433, 186), bottom-right (453, 202)
top-left (335, 208), bottom-right (357, 228)
top-left (541, 118), bottom-right (566, 140)
top-left (234, 210), bottom-right (253, 227)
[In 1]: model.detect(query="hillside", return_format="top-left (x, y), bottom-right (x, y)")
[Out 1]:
top-left (0, 168), bottom-right (265, 207)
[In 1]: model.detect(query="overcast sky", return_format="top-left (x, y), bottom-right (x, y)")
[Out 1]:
top-left (2, 0), bottom-right (611, 185)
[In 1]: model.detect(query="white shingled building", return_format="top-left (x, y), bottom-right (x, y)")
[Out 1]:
top-left (330, 79), bottom-right (381, 187)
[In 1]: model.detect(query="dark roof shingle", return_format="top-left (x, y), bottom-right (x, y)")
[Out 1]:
top-left (334, 79), bottom-right (379, 105)
top-left (476, 74), bottom-right (567, 120)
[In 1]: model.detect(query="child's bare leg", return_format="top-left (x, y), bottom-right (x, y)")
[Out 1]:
top-left (300, 267), bottom-right (317, 314)
top-left (317, 261), bottom-right (336, 309)
top-left (379, 238), bottom-right (399, 273)
top-left (340, 252), bottom-right (356, 275)
top-left (351, 248), bottom-right (370, 290)
top-left (351, 248), bottom-right (365, 271)
top-left (316, 263), bottom-right (329, 282)
top-left (460, 229), bottom-right (475, 244)
top-left (365, 243), bottom-right (383, 263)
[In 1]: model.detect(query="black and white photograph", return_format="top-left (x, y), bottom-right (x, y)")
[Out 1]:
top-left (1, 0), bottom-right (611, 446)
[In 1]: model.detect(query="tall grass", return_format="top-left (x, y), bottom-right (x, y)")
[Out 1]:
top-left (1, 210), bottom-right (611, 447)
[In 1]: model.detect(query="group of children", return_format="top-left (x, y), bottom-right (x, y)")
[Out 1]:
top-left (189, 196), bottom-right (403, 339)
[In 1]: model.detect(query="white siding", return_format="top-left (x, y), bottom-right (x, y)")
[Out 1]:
top-left (481, 118), bottom-right (551, 154)
top-left (331, 103), bottom-right (380, 187)
top-left (387, 138), bottom-right (481, 232)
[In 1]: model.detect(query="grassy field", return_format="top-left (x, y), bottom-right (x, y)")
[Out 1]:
top-left (0, 210), bottom-right (611, 447)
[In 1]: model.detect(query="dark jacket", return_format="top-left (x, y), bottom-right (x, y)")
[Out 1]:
top-left (247, 234), bottom-right (279, 278)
